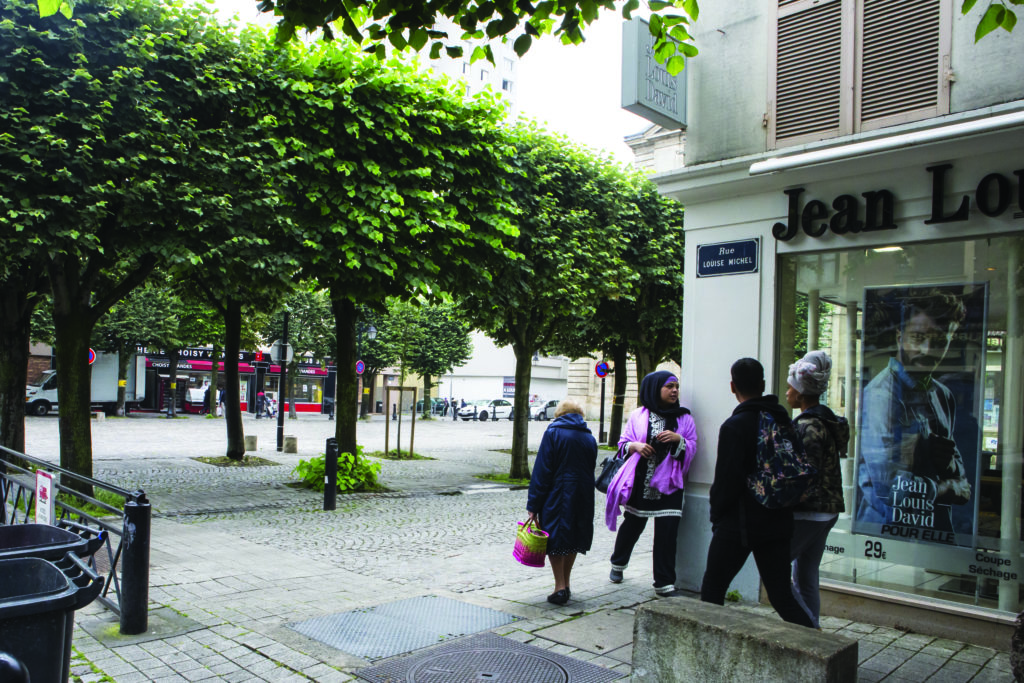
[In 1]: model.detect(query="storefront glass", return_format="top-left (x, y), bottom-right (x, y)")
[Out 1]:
top-left (777, 234), bottom-right (1024, 617)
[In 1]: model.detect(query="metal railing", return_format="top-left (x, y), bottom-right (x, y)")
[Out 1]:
top-left (0, 445), bottom-right (150, 635)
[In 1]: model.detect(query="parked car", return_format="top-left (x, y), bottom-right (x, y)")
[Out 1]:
top-left (415, 398), bottom-right (445, 415)
top-left (458, 399), bottom-right (513, 422)
top-left (530, 399), bottom-right (560, 421)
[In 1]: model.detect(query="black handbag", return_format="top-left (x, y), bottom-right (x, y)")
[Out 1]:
top-left (596, 455), bottom-right (624, 494)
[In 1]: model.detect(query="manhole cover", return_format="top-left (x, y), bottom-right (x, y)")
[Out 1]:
top-left (289, 595), bottom-right (518, 660)
top-left (408, 649), bottom-right (569, 682)
top-left (357, 632), bottom-right (624, 682)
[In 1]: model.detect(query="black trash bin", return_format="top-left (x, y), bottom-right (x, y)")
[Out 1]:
top-left (0, 553), bottom-right (103, 683)
top-left (0, 521), bottom-right (105, 562)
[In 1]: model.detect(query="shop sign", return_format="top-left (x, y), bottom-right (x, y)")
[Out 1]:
top-left (621, 18), bottom-right (687, 130)
top-left (853, 283), bottom-right (989, 549)
top-left (772, 163), bottom-right (1024, 241)
top-left (502, 377), bottom-right (515, 398)
top-left (824, 533), bottom-right (1020, 583)
top-left (696, 239), bottom-right (759, 277)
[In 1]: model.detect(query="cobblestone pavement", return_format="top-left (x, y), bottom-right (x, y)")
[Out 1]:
top-left (16, 413), bottom-right (1016, 682)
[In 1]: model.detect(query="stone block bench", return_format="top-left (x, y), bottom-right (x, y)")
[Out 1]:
top-left (632, 598), bottom-right (858, 682)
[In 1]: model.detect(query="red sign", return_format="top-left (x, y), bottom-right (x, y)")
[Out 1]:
top-left (88, 348), bottom-right (96, 365)
top-left (595, 361), bottom-right (610, 378)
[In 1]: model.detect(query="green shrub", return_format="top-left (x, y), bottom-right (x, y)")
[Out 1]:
top-left (292, 446), bottom-right (384, 493)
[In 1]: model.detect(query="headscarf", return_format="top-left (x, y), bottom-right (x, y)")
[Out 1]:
top-left (788, 350), bottom-right (831, 396)
top-left (639, 370), bottom-right (690, 420)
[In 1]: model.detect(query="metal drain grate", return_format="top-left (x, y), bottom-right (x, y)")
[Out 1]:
top-left (356, 632), bottom-right (625, 682)
top-left (288, 595), bottom-right (518, 660)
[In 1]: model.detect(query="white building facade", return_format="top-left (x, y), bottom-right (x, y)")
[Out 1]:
top-left (650, 0), bottom-right (1024, 646)
top-left (437, 332), bottom-right (568, 404)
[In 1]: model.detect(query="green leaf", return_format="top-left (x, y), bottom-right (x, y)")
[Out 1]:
top-left (666, 55), bottom-right (685, 75)
top-left (1001, 8), bottom-right (1017, 29)
top-left (408, 28), bottom-right (428, 51)
top-left (622, 0), bottom-right (640, 19)
top-left (961, 0), bottom-right (978, 13)
top-left (976, 4), bottom-right (1005, 40)
top-left (36, 0), bottom-right (61, 17)
top-left (513, 33), bottom-right (532, 57)
top-left (649, 13), bottom-right (663, 36)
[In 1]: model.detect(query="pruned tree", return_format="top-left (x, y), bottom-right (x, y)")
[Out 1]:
top-left (262, 39), bottom-right (519, 461)
top-left (460, 126), bottom-right (634, 479)
top-left (0, 0), bottom-right (258, 490)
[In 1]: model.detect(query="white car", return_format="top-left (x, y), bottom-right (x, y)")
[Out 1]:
top-left (530, 399), bottom-right (560, 421)
top-left (458, 399), bottom-right (514, 422)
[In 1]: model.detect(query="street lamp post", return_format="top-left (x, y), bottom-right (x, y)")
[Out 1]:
top-left (356, 324), bottom-right (377, 417)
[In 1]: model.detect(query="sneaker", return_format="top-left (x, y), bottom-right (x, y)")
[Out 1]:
top-left (546, 589), bottom-right (570, 605)
top-left (609, 568), bottom-right (624, 584)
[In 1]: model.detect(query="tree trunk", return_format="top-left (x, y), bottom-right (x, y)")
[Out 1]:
top-left (422, 375), bottom-right (432, 417)
top-left (224, 300), bottom-right (245, 459)
top-left (509, 341), bottom-right (533, 480)
top-left (330, 295), bottom-right (358, 460)
top-left (166, 348), bottom-right (180, 418)
top-left (607, 344), bottom-right (629, 448)
top-left (115, 341), bottom-right (131, 416)
top-left (0, 285), bottom-right (37, 457)
top-left (635, 349), bottom-right (655, 390)
top-left (210, 343), bottom-right (220, 417)
top-left (50, 294), bottom-right (95, 496)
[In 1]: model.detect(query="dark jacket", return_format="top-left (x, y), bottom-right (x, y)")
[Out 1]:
top-left (709, 395), bottom-right (794, 542)
top-left (794, 404), bottom-right (848, 514)
top-left (527, 413), bottom-right (599, 553)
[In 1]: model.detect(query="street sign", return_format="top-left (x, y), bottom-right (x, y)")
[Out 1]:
top-left (269, 339), bottom-right (294, 363)
top-left (355, 360), bottom-right (365, 375)
top-left (88, 348), bottom-right (96, 365)
top-left (595, 361), bottom-right (610, 378)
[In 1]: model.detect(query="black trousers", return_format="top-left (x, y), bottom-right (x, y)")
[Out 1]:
top-left (699, 524), bottom-right (814, 628)
top-left (610, 512), bottom-right (680, 589)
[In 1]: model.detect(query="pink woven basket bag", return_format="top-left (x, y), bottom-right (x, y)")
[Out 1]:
top-left (513, 521), bottom-right (549, 568)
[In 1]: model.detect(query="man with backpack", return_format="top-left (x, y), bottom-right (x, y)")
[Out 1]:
top-left (700, 357), bottom-right (814, 628)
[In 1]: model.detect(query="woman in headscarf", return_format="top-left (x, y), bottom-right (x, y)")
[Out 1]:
top-left (605, 370), bottom-right (698, 596)
top-left (785, 350), bottom-right (849, 628)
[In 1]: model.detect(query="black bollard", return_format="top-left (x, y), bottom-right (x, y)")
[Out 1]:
top-left (324, 438), bottom-right (338, 511)
top-left (121, 493), bottom-right (151, 635)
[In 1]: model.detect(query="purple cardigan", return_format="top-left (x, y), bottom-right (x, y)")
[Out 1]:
top-left (604, 407), bottom-right (698, 531)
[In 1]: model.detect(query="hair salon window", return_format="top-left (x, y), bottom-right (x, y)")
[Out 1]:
top-left (776, 235), bottom-right (1024, 617)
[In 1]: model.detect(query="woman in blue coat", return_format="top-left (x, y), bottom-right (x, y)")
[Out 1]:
top-left (527, 399), bottom-right (599, 605)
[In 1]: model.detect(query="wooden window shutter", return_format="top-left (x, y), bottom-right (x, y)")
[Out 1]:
top-left (774, 0), bottom-right (844, 145)
top-left (858, 0), bottom-right (943, 130)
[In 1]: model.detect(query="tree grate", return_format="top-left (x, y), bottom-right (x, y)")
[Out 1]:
top-left (288, 595), bottom-right (518, 660)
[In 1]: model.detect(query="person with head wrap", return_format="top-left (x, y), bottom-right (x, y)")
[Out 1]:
top-left (785, 350), bottom-right (849, 628)
top-left (604, 370), bottom-right (698, 596)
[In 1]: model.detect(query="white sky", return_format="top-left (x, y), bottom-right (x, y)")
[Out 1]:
top-left (515, 13), bottom-right (652, 162)
top-left (210, 1), bottom-right (650, 162)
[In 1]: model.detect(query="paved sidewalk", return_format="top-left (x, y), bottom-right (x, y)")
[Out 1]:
top-left (17, 414), bottom-right (1016, 681)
